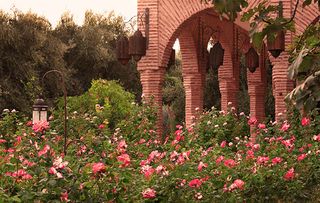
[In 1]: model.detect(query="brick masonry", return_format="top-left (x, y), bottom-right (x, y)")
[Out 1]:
top-left (137, 0), bottom-right (320, 133)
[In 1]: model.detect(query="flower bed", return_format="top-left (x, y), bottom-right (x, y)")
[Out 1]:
top-left (0, 104), bottom-right (319, 202)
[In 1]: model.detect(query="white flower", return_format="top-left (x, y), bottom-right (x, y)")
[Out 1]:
top-left (214, 125), bottom-right (219, 128)
top-left (223, 122), bottom-right (227, 126)
top-left (195, 107), bottom-right (199, 111)
top-left (3, 109), bottom-right (9, 113)
top-left (207, 121), bottom-right (212, 125)
top-left (11, 109), bottom-right (17, 113)
top-left (227, 102), bottom-right (232, 106)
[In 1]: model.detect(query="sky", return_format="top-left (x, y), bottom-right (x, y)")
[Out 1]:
top-left (0, 0), bottom-right (137, 27)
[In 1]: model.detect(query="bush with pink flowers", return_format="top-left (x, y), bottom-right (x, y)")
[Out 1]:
top-left (0, 103), bottom-right (320, 202)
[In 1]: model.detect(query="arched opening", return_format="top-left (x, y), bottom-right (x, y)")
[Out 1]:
top-left (162, 39), bottom-right (186, 135)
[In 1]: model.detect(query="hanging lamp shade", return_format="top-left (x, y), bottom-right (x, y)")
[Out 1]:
top-left (267, 30), bottom-right (285, 58)
top-left (116, 35), bottom-right (130, 65)
top-left (129, 29), bottom-right (146, 62)
top-left (168, 49), bottom-right (176, 67)
top-left (209, 42), bottom-right (224, 69)
top-left (245, 47), bottom-right (259, 73)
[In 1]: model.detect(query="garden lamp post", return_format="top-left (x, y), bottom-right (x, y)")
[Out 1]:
top-left (32, 97), bottom-right (48, 124)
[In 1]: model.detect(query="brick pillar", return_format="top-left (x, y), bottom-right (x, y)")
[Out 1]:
top-left (219, 79), bottom-right (238, 111)
top-left (248, 83), bottom-right (266, 122)
top-left (183, 73), bottom-right (203, 127)
top-left (272, 54), bottom-right (294, 120)
top-left (139, 69), bottom-right (165, 137)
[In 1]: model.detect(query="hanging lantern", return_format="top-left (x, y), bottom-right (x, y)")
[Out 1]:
top-left (167, 49), bottom-right (176, 67)
top-left (245, 47), bottom-right (259, 73)
top-left (267, 30), bottom-right (285, 58)
top-left (32, 97), bottom-right (48, 124)
top-left (116, 35), bottom-right (130, 65)
top-left (209, 42), bottom-right (224, 69)
top-left (129, 29), bottom-right (146, 62)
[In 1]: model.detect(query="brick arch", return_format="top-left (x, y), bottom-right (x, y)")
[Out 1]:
top-left (158, 0), bottom-right (257, 69)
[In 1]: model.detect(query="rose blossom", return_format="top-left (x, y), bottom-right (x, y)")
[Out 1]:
top-left (189, 178), bottom-right (202, 188)
top-left (220, 140), bottom-right (227, 148)
top-left (297, 153), bottom-right (307, 161)
top-left (248, 117), bottom-right (257, 126)
top-left (92, 162), bottom-right (106, 174)
top-left (272, 157), bottom-right (283, 165)
top-left (117, 153), bottom-right (131, 167)
top-left (142, 188), bottom-right (156, 199)
top-left (60, 191), bottom-right (68, 202)
top-left (32, 121), bottom-right (50, 133)
top-left (284, 168), bottom-right (295, 180)
top-left (301, 117), bottom-right (310, 126)
top-left (197, 161), bottom-right (208, 172)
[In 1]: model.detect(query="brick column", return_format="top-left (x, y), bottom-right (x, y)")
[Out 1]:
top-left (139, 69), bottom-right (165, 137)
top-left (219, 79), bottom-right (239, 111)
top-left (272, 54), bottom-right (294, 120)
top-left (248, 83), bottom-right (266, 122)
top-left (183, 72), bottom-right (203, 127)
top-left (271, 53), bottom-right (294, 120)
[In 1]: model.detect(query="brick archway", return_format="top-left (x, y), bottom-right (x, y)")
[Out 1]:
top-left (137, 0), bottom-right (320, 134)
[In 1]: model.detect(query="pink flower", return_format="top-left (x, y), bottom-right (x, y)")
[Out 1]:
top-left (8, 169), bottom-right (32, 180)
top-left (92, 162), bottom-right (106, 174)
top-left (53, 156), bottom-right (68, 169)
top-left (233, 179), bottom-right (245, 190)
top-left (224, 159), bottom-right (236, 168)
top-left (284, 168), bottom-right (295, 180)
top-left (313, 134), bottom-right (320, 142)
top-left (197, 162), bottom-right (208, 172)
top-left (142, 188), bottom-right (156, 199)
top-left (141, 165), bottom-right (155, 180)
top-left (189, 178), bottom-right (202, 188)
top-left (32, 121), bottom-right (50, 133)
top-left (38, 145), bottom-right (50, 157)
top-left (301, 117), bottom-right (310, 126)
top-left (246, 150), bottom-right (255, 159)
top-left (26, 120), bottom-right (33, 127)
top-left (252, 144), bottom-right (260, 151)
top-left (117, 140), bottom-right (127, 153)
top-left (257, 156), bottom-right (269, 165)
top-left (280, 122), bottom-right (290, 132)
top-left (297, 153), bottom-right (307, 161)
top-left (49, 167), bottom-right (57, 175)
top-left (220, 141), bottom-right (227, 148)
top-left (117, 153), bottom-right (131, 167)
top-left (258, 123), bottom-right (266, 129)
top-left (248, 117), bottom-right (257, 126)
top-left (98, 124), bottom-right (105, 129)
top-left (272, 157), bottom-right (283, 165)
top-left (0, 139), bottom-right (7, 144)
top-left (216, 156), bottom-right (224, 164)
top-left (60, 191), bottom-right (68, 202)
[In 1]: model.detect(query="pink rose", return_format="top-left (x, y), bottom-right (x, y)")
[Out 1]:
top-left (224, 159), bottom-right (237, 168)
top-left (189, 178), bottom-right (202, 188)
top-left (216, 156), bottom-right (224, 164)
top-left (280, 122), bottom-right (290, 132)
top-left (92, 162), bottom-right (106, 174)
top-left (32, 121), bottom-right (50, 133)
top-left (117, 153), bottom-right (131, 167)
top-left (272, 157), bottom-right (283, 165)
top-left (248, 117), bottom-right (257, 126)
top-left (60, 191), bottom-right (68, 202)
top-left (301, 117), bottom-right (310, 126)
top-left (220, 141), bottom-right (227, 148)
top-left (297, 153), bottom-right (307, 161)
top-left (258, 123), bottom-right (266, 129)
top-left (233, 179), bottom-right (245, 190)
top-left (197, 162), bottom-right (208, 172)
top-left (142, 188), bottom-right (156, 199)
top-left (284, 168), bottom-right (295, 180)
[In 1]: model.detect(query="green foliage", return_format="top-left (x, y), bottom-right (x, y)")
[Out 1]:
top-left (54, 79), bottom-right (135, 134)
top-left (286, 22), bottom-right (320, 113)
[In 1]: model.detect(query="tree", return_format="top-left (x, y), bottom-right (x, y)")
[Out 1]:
top-left (0, 10), bottom-right (69, 112)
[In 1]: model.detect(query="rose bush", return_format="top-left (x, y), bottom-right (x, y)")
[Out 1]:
top-left (0, 100), bottom-right (320, 202)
